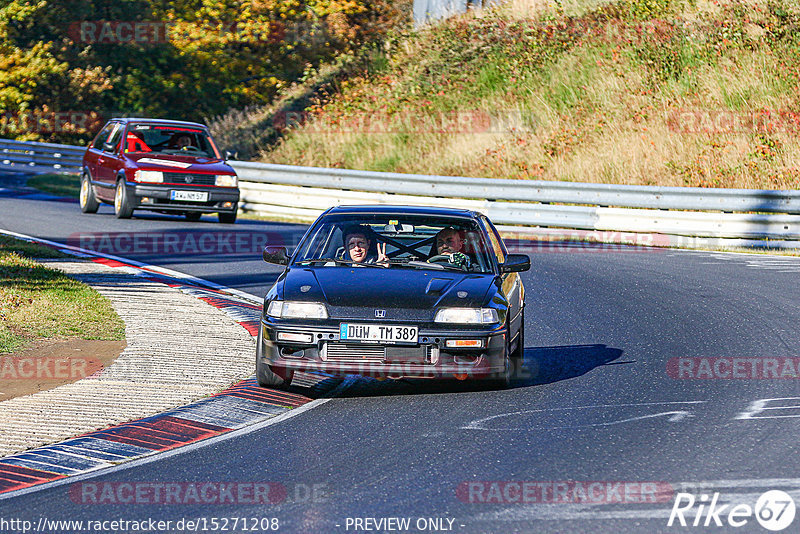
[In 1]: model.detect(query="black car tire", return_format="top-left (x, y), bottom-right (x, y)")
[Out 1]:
top-left (218, 204), bottom-right (237, 224)
top-left (511, 309), bottom-right (524, 361)
top-left (185, 212), bottom-right (202, 222)
top-left (487, 327), bottom-right (513, 390)
top-left (255, 327), bottom-right (294, 389)
top-left (488, 354), bottom-right (512, 390)
top-left (114, 178), bottom-right (134, 219)
top-left (257, 362), bottom-right (294, 390)
top-left (79, 174), bottom-right (99, 214)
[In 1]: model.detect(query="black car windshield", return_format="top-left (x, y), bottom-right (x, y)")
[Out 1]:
top-left (293, 214), bottom-right (494, 273)
top-left (123, 124), bottom-right (220, 158)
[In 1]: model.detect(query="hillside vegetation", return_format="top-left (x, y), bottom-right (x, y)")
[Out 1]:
top-left (258, 0), bottom-right (800, 189)
top-left (0, 0), bottom-right (407, 144)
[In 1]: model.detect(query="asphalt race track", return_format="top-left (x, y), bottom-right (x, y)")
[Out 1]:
top-left (1, 171), bottom-right (799, 533)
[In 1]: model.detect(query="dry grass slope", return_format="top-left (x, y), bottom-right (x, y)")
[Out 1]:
top-left (259, 0), bottom-right (800, 189)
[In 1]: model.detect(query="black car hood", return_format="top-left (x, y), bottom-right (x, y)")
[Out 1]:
top-left (282, 267), bottom-right (495, 309)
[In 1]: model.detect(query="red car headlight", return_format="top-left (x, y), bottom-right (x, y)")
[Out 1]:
top-left (134, 170), bottom-right (163, 183)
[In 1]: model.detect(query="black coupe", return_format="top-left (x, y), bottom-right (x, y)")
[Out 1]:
top-left (257, 205), bottom-right (529, 389)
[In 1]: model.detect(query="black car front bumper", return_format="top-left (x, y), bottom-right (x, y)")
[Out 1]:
top-left (257, 320), bottom-right (509, 380)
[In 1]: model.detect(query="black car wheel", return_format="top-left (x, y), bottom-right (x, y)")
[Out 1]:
top-left (257, 363), bottom-right (294, 390)
top-left (255, 327), bottom-right (293, 389)
top-left (114, 179), bottom-right (133, 219)
top-left (487, 327), bottom-right (513, 390)
top-left (79, 174), bottom-right (99, 214)
top-left (185, 212), bottom-right (202, 222)
top-left (218, 204), bottom-right (237, 224)
top-left (511, 309), bottom-right (524, 361)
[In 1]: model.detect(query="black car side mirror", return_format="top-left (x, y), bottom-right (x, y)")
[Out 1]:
top-left (500, 254), bottom-right (530, 273)
top-left (263, 245), bottom-right (289, 265)
top-left (102, 142), bottom-right (116, 153)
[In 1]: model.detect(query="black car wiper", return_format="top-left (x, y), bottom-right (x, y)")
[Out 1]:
top-left (383, 259), bottom-right (467, 272)
top-left (295, 258), bottom-right (351, 265)
top-left (295, 258), bottom-right (385, 268)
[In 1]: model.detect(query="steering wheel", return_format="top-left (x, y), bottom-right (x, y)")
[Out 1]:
top-left (180, 145), bottom-right (203, 153)
top-left (427, 254), bottom-right (454, 264)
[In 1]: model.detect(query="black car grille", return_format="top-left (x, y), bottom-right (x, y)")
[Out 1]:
top-left (323, 343), bottom-right (435, 364)
top-left (163, 172), bottom-right (216, 185)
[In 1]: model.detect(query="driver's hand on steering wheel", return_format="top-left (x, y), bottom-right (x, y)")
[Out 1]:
top-left (447, 251), bottom-right (470, 268)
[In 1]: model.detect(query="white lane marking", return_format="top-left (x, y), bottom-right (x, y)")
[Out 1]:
top-left (747, 259), bottom-right (797, 265)
top-left (0, 397), bottom-right (331, 501)
top-left (735, 397), bottom-right (800, 420)
top-left (0, 229), bottom-right (261, 304)
top-left (462, 401), bottom-right (706, 430)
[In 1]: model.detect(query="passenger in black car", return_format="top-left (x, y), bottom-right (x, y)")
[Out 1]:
top-left (342, 225), bottom-right (388, 264)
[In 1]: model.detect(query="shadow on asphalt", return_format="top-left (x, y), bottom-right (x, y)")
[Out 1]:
top-left (292, 344), bottom-right (626, 399)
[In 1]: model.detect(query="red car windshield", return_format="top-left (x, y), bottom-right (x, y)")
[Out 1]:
top-left (124, 124), bottom-right (220, 158)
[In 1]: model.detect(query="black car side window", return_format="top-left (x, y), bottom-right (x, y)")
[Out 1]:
top-left (482, 218), bottom-right (505, 264)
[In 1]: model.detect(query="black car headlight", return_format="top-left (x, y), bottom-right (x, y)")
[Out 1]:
top-left (434, 307), bottom-right (498, 324)
top-left (267, 300), bottom-right (328, 319)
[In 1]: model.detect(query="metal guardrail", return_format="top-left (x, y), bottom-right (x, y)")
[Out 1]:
top-left (231, 162), bottom-right (800, 214)
top-left (2, 138), bottom-right (799, 241)
top-left (230, 162), bottom-right (800, 239)
top-left (0, 139), bottom-right (84, 171)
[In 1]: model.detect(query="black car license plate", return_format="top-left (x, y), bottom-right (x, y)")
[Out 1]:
top-left (339, 323), bottom-right (418, 344)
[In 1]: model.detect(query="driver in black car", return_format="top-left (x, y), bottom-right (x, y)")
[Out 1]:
top-left (430, 227), bottom-right (471, 270)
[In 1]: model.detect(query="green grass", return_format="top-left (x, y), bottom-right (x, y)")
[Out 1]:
top-left (0, 236), bottom-right (125, 354)
top-left (26, 173), bottom-right (80, 198)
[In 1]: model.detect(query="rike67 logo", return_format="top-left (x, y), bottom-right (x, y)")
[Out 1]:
top-left (668, 490), bottom-right (796, 531)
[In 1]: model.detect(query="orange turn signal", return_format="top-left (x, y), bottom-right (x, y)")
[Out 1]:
top-left (446, 339), bottom-right (483, 348)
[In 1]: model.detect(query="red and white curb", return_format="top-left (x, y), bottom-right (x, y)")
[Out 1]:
top-left (0, 229), bottom-right (333, 498)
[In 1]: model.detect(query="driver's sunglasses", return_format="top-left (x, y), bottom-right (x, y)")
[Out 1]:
top-left (347, 239), bottom-right (368, 250)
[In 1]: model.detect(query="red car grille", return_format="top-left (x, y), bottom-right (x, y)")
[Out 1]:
top-left (163, 172), bottom-right (216, 185)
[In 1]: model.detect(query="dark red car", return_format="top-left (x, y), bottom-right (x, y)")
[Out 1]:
top-left (80, 118), bottom-right (240, 223)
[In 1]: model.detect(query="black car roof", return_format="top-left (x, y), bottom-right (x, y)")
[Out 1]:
top-left (108, 118), bottom-right (208, 129)
top-left (325, 205), bottom-right (482, 219)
